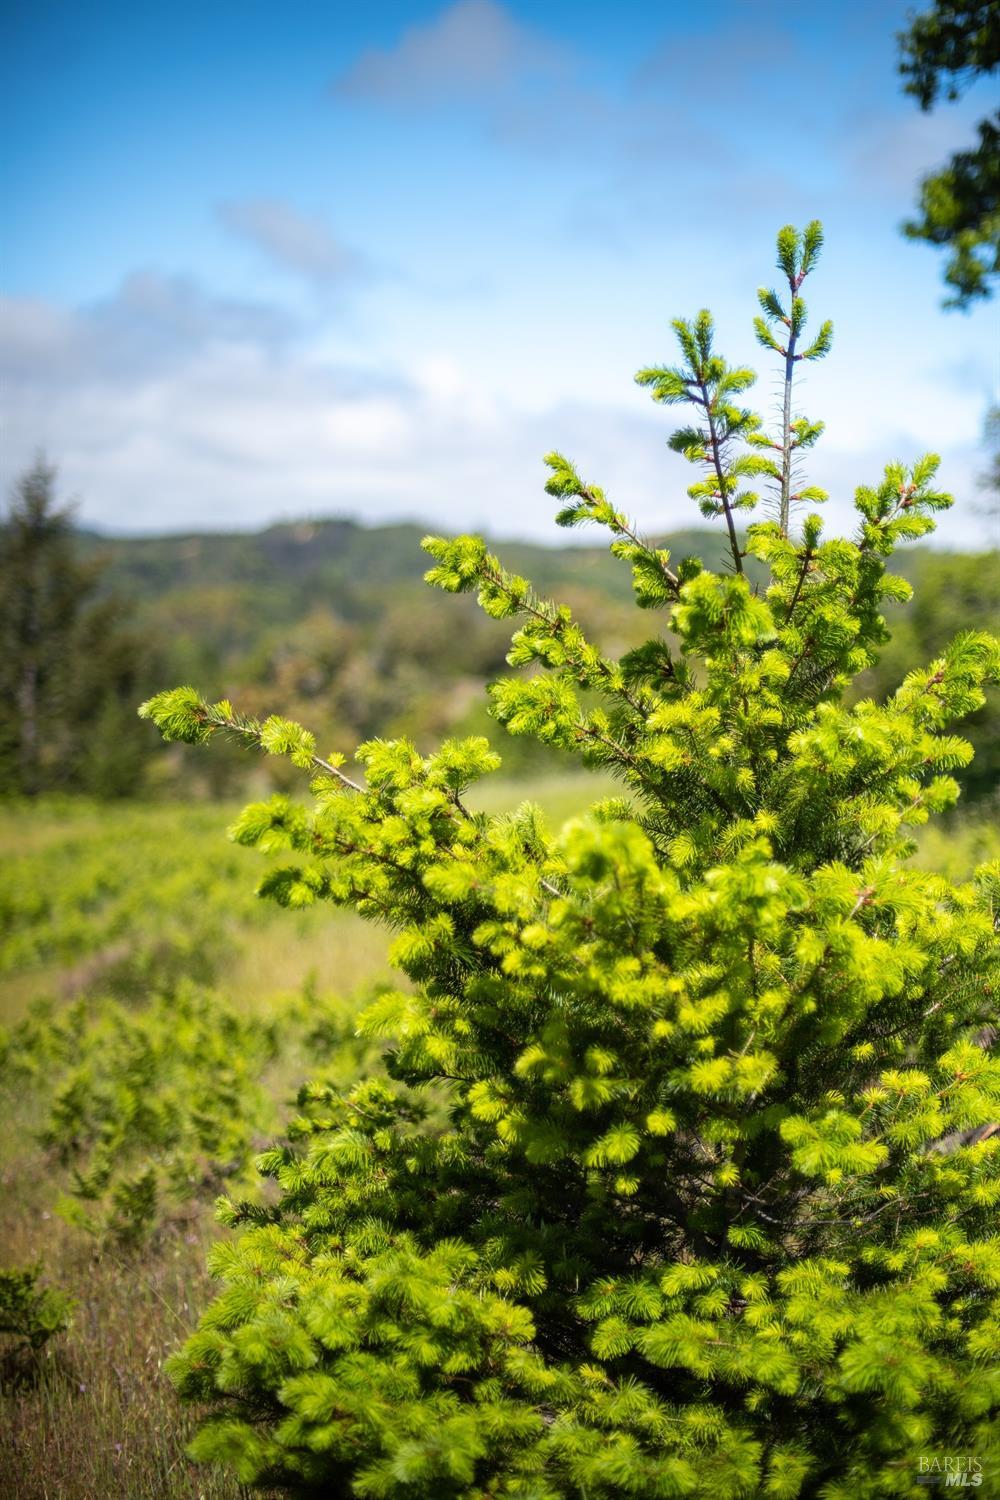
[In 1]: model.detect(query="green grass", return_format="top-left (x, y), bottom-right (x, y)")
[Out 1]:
top-left (0, 775), bottom-right (619, 1028)
top-left (0, 799), bottom-right (380, 1028)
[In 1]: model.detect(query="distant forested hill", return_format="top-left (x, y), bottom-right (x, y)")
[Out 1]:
top-left (75, 517), bottom-right (998, 800)
top-left (82, 518), bottom-right (733, 617)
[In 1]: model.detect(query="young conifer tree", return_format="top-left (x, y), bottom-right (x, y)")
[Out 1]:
top-left (141, 224), bottom-right (1000, 1498)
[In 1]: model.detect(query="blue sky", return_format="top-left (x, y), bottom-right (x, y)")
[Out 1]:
top-left (2, 0), bottom-right (997, 544)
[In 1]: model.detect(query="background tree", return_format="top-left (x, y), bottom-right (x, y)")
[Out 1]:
top-left (0, 458), bottom-right (153, 798)
top-left (898, 0), bottom-right (1000, 306)
top-left (856, 550), bottom-right (999, 801)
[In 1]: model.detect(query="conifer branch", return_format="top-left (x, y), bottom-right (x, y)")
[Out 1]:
top-left (474, 559), bottom-right (649, 718)
top-left (699, 377), bottom-right (744, 574)
top-left (141, 687), bottom-right (568, 901)
top-left (601, 509), bottom-right (681, 595)
top-left (223, 710), bottom-right (366, 793)
top-left (779, 325), bottom-right (798, 538)
top-left (783, 540), bottom-right (815, 623)
top-left (753, 223), bottom-right (832, 534)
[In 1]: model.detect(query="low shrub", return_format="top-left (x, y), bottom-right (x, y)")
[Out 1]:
top-left (0, 1264), bottom-right (76, 1354)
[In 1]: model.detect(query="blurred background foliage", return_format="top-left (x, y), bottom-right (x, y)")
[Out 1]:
top-left (2, 458), bottom-right (997, 805)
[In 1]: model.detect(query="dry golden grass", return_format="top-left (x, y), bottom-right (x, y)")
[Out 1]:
top-left (0, 1093), bottom-right (258, 1500)
top-left (229, 912), bottom-right (391, 1013)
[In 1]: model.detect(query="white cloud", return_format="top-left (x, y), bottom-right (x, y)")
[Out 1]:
top-left (844, 99), bottom-right (986, 197)
top-left (218, 199), bottom-right (368, 285)
top-left (0, 274), bottom-right (291, 388)
top-left (331, 0), bottom-right (619, 158)
top-left (335, 0), bottom-right (568, 106)
top-left (0, 273), bottom-right (989, 548)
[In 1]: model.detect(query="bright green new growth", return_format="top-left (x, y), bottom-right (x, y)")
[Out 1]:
top-left (0, 978), bottom-right (377, 1249)
top-left (141, 225), bottom-right (999, 1498)
top-left (1, 987), bottom-right (282, 1247)
top-left (633, 221), bottom-right (833, 554)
